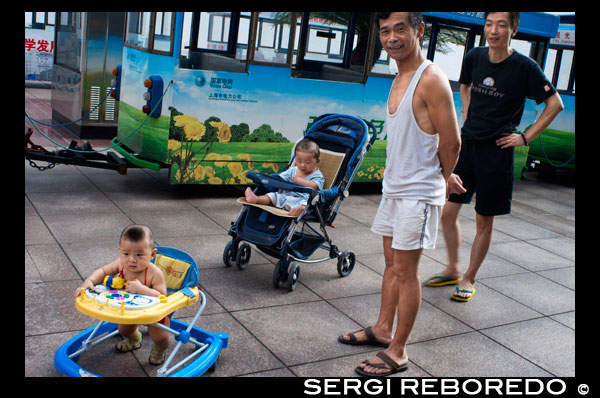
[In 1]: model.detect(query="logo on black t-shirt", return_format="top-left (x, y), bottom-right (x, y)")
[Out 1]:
top-left (483, 77), bottom-right (495, 87)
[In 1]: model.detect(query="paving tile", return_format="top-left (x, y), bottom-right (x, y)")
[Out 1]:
top-left (189, 312), bottom-right (285, 377)
top-left (488, 240), bottom-right (574, 272)
top-left (25, 243), bottom-right (81, 282)
top-left (425, 245), bottom-right (528, 279)
top-left (84, 171), bottom-right (168, 192)
top-left (480, 317), bottom-right (575, 377)
top-left (105, 190), bottom-right (197, 212)
top-left (299, 258), bottom-right (383, 299)
top-left (480, 273), bottom-right (574, 315)
top-left (25, 213), bottom-right (56, 245)
top-left (528, 237), bottom-right (575, 261)
top-left (25, 173), bottom-right (95, 193)
top-left (408, 332), bottom-right (552, 377)
top-left (537, 267), bottom-right (575, 290)
top-left (27, 191), bottom-right (122, 216)
top-left (26, 331), bottom-right (147, 377)
top-left (492, 216), bottom-right (562, 240)
top-left (25, 280), bottom-right (101, 336)
top-left (290, 351), bottom-right (430, 377)
top-left (232, 301), bottom-right (371, 366)
top-left (42, 212), bottom-right (134, 244)
top-left (327, 225), bottom-right (388, 256)
top-left (199, 265), bottom-right (321, 311)
top-left (128, 210), bottom-right (225, 238)
top-left (422, 284), bottom-right (542, 330)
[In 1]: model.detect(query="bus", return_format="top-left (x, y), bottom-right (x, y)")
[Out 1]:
top-left (108, 12), bottom-right (563, 184)
top-left (528, 14), bottom-right (575, 171)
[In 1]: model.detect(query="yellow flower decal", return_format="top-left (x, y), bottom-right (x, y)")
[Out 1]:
top-left (205, 153), bottom-right (221, 162)
top-left (173, 114), bottom-right (199, 127)
top-left (215, 154), bottom-right (232, 168)
top-left (209, 121), bottom-right (231, 144)
top-left (237, 153), bottom-right (254, 170)
top-left (168, 139), bottom-right (181, 151)
top-left (183, 122), bottom-right (206, 141)
top-left (228, 162), bottom-right (243, 177)
top-left (194, 165), bottom-right (205, 181)
top-left (262, 162), bottom-right (279, 173)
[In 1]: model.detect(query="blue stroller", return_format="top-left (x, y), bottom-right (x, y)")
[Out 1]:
top-left (223, 114), bottom-right (377, 291)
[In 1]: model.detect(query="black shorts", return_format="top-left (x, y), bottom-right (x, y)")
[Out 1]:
top-left (448, 139), bottom-right (514, 216)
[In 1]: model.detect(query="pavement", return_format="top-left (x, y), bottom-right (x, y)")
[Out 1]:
top-left (25, 87), bottom-right (575, 378)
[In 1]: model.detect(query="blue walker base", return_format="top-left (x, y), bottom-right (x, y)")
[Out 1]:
top-left (54, 318), bottom-right (228, 377)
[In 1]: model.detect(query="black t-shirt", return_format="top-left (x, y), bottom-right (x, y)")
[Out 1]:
top-left (459, 47), bottom-right (556, 142)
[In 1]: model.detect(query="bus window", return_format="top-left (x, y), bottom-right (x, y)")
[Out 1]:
top-left (153, 12), bottom-right (174, 53)
top-left (126, 12), bottom-right (152, 49)
top-left (181, 12), bottom-right (251, 73)
top-left (291, 12), bottom-right (370, 84)
top-left (124, 12), bottom-right (174, 55)
top-left (252, 12), bottom-right (294, 65)
top-left (545, 47), bottom-right (575, 93)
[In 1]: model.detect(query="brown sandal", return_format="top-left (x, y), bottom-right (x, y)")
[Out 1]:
top-left (355, 351), bottom-right (408, 377)
top-left (338, 326), bottom-right (390, 348)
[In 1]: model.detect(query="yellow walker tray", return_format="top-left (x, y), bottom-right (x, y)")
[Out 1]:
top-left (75, 284), bottom-right (199, 325)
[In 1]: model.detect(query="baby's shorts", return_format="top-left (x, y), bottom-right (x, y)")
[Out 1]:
top-left (371, 197), bottom-right (441, 250)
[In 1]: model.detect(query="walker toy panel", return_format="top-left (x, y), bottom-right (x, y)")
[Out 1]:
top-left (85, 284), bottom-right (161, 310)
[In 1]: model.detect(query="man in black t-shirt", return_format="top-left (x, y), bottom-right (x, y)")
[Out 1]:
top-left (424, 12), bottom-right (564, 302)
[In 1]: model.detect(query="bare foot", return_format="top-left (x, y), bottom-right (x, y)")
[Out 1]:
top-left (339, 326), bottom-right (392, 346)
top-left (245, 187), bottom-right (258, 204)
top-left (452, 279), bottom-right (475, 299)
top-left (288, 205), bottom-right (305, 217)
top-left (424, 268), bottom-right (462, 286)
top-left (358, 349), bottom-right (408, 376)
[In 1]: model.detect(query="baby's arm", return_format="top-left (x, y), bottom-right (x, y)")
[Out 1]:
top-left (126, 265), bottom-right (167, 297)
top-left (74, 259), bottom-right (120, 297)
top-left (291, 174), bottom-right (319, 189)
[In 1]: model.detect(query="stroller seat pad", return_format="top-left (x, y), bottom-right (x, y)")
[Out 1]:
top-left (236, 197), bottom-right (297, 218)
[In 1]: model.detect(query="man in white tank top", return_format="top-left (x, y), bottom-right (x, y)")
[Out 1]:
top-left (338, 12), bottom-right (462, 377)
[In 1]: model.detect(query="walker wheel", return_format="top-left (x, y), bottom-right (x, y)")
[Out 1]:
top-left (223, 241), bottom-right (235, 267)
top-left (337, 251), bottom-right (355, 277)
top-left (286, 263), bottom-right (300, 291)
top-left (236, 243), bottom-right (251, 270)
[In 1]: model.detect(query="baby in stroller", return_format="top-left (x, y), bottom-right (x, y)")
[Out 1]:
top-left (244, 139), bottom-right (325, 217)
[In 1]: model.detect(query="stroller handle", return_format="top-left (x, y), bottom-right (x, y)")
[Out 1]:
top-left (246, 171), bottom-right (318, 198)
top-left (363, 119), bottom-right (378, 151)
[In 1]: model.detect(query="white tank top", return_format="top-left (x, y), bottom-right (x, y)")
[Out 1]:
top-left (382, 59), bottom-right (446, 206)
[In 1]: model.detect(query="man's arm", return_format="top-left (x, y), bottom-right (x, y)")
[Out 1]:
top-left (523, 93), bottom-right (564, 143)
top-left (422, 67), bottom-right (461, 182)
top-left (496, 92), bottom-right (564, 148)
top-left (459, 83), bottom-right (472, 122)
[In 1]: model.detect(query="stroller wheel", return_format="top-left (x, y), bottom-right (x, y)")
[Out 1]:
top-left (272, 259), bottom-right (287, 289)
top-left (337, 251), bottom-right (356, 277)
top-left (223, 241), bottom-right (235, 267)
top-left (236, 243), bottom-right (252, 270)
top-left (286, 263), bottom-right (300, 291)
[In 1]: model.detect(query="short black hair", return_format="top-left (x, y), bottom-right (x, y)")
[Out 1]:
top-left (120, 224), bottom-right (155, 249)
top-left (375, 12), bottom-right (424, 30)
top-left (484, 12), bottom-right (520, 31)
top-left (295, 138), bottom-right (320, 159)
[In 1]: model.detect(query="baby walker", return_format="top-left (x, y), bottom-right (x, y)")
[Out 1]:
top-left (54, 246), bottom-right (228, 377)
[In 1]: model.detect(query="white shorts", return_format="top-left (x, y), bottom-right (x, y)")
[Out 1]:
top-left (371, 198), bottom-right (441, 250)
